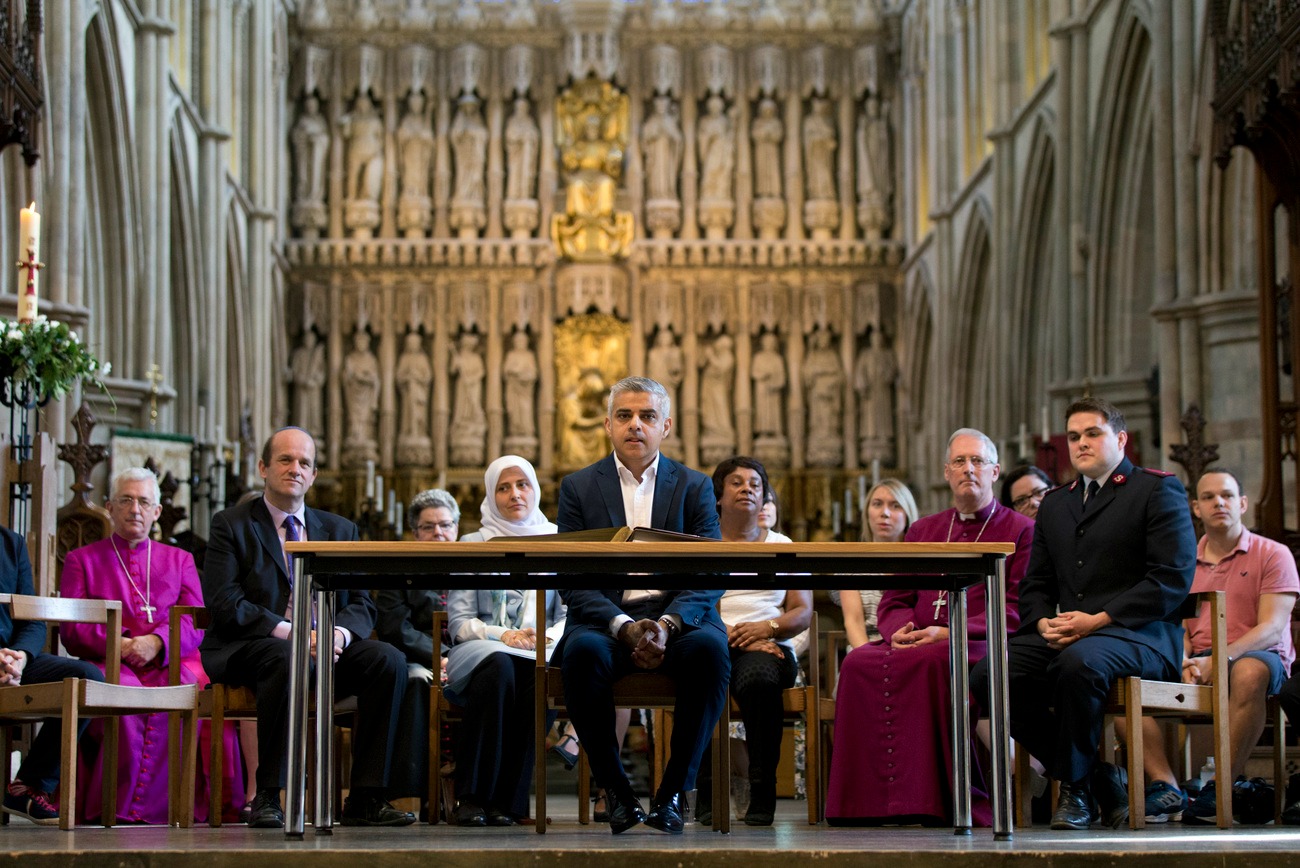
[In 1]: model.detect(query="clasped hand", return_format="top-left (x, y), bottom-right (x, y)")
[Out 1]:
top-left (308, 628), bottom-right (346, 662)
top-left (729, 622), bottom-right (784, 658)
top-left (501, 628), bottom-right (537, 650)
top-left (620, 619), bottom-right (667, 670)
top-left (1182, 656), bottom-right (1212, 685)
top-left (0, 648), bottom-right (26, 686)
top-left (1038, 610), bottom-right (1109, 650)
top-left (890, 622), bottom-right (949, 649)
top-left (121, 633), bottom-right (164, 669)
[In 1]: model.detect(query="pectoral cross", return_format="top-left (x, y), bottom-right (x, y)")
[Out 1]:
top-left (141, 603), bottom-right (156, 623)
top-left (932, 591), bottom-right (947, 622)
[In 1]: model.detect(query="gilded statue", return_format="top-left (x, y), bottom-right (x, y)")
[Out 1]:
top-left (551, 77), bottom-right (635, 261)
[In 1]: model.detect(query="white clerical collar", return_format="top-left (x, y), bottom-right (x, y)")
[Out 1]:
top-left (956, 501), bottom-right (996, 522)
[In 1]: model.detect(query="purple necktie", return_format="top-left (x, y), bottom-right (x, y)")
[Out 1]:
top-left (282, 515), bottom-right (300, 575)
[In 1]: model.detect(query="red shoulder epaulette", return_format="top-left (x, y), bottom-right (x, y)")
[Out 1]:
top-left (1042, 482), bottom-right (1071, 497)
top-left (1140, 467), bottom-right (1175, 478)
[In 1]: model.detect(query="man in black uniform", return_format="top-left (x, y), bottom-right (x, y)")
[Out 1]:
top-left (981, 397), bottom-right (1195, 829)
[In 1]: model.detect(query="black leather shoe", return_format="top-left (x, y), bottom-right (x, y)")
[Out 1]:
top-left (247, 789), bottom-right (284, 828)
top-left (694, 788), bottom-right (713, 826)
top-left (606, 790), bottom-right (647, 834)
top-left (340, 792), bottom-right (417, 827)
top-left (645, 792), bottom-right (685, 834)
top-left (453, 800), bottom-right (487, 827)
top-left (592, 791), bottom-right (610, 823)
top-left (1091, 762), bottom-right (1129, 828)
top-left (486, 807), bottom-right (517, 827)
top-left (1050, 781), bottom-right (1096, 830)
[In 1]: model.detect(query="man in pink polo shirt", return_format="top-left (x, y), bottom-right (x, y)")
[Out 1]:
top-left (1123, 469), bottom-right (1298, 824)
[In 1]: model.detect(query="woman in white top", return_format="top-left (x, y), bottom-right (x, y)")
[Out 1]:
top-left (695, 456), bottom-right (812, 826)
top-left (840, 478), bottom-right (918, 647)
top-left (446, 455), bottom-right (564, 826)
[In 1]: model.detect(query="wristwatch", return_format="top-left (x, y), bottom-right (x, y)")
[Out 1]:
top-left (768, 619), bottom-right (780, 638)
top-left (658, 617), bottom-right (680, 640)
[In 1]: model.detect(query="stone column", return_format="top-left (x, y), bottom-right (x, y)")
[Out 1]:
top-left (486, 274), bottom-right (504, 459)
top-left (1150, 0), bottom-right (1181, 462)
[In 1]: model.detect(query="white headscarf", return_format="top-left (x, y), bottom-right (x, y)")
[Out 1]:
top-left (475, 454), bottom-right (558, 540)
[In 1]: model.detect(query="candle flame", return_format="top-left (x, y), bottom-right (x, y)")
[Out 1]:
top-left (27, 202), bottom-right (34, 210)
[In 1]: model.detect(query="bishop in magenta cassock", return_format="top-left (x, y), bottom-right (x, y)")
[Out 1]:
top-left (826, 429), bottom-right (1033, 826)
top-left (60, 468), bottom-right (245, 825)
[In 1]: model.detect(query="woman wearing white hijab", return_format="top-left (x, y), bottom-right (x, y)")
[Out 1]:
top-left (446, 456), bottom-right (564, 826)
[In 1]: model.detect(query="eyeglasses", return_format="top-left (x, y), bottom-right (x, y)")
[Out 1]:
top-left (415, 521), bottom-right (457, 534)
top-left (947, 456), bottom-right (993, 470)
top-left (111, 496), bottom-right (157, 510)
top-left (1011, 487), bottom-right (1050, 509)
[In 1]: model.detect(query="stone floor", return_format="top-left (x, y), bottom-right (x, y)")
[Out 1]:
top-left (1, 797), bottom-right (1297, 868)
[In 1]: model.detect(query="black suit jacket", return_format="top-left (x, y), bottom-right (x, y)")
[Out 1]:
top-left (0, 526), bottom-right (44, 657)
top-left (199, 497), bottom-right (376, 680)
top-left (555, 452), bottom-right (724, 644)
top-left (1016, 456), bottom-right (1196, 665)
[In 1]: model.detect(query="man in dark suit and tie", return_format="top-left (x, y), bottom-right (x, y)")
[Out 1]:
top-left (977, 397), bottom-right (1196, 830)
top-left (556, 376), bottom-right (727, 834)
top-left (200, 427), bottom-right (413, 828)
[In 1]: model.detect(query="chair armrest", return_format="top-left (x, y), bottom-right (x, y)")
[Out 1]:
top-left (168, 605), bottom-right (210, 686)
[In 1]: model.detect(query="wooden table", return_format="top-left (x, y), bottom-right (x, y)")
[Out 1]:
top-left (282, 540), bottom-right (1016, 840)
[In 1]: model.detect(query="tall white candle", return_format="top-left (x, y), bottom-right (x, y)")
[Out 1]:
top-left (17, 203), bottom-right (39, 322)
top-left (395, 502), bottom-right (404, 538)
top-left (365, 460), bottom-right (376, 500)
top-left (197, 406), bottom-right (207, 442)
top-left (387, 488), bottom-right (396, 523)
top-left (871, 458), bottom-right (881, 486)
top-left (857, 474), bottom-right (868, 512)
top-left (375, 474), bottom-right (384, 507)
top-left (1040, 405), bottom-right (1050, 444)
top-left (831, 502), bottom-right (842, 536)
top-left (1018, 423), bottom-right (1029, 460)
top-left (844, 488), bottom-right (854, 524)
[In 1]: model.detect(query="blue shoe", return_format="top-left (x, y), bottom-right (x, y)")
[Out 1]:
top-left (1143, 781), bottom-right (1187, 823)
top-left (1183, 780), bottom-right (1218, 825)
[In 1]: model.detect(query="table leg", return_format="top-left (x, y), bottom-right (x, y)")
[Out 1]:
top-left (986, 560), bottom-right (1012, 839)
top-left (315, 591), bottom-right (335, 833)
top-left (285, 560), bottom-right (313, 839)
top-left (948, 588), bottom-right (972, 835)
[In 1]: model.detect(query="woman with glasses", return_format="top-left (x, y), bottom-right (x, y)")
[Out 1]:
top-left (374, 488), bottom-right (458, 814)
top-left (445, 455), bottom-right (565, 826)
top-left (999, 465), bottom-right (1055, 520)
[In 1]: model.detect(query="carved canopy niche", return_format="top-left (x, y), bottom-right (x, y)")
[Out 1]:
top-left (0, 1), bottom-right (43, 165)
top-left (1210, 0), bottom-right (1300, 543)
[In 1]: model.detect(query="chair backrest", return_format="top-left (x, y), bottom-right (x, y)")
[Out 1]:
top-left (0, 593), bottom-right (122, 685)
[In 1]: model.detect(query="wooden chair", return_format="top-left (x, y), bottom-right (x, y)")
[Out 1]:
top-left (427, 610), bottom-right (459, 824)
top-left (713, 611), bottom-right (821, 825)
top-left (816, 627), bottom-right (846, 823)
top-left (169, 605), bottom-right (355, 827)
top-left (1111, 590), bottom-right (1231, 829)
top-left (0, 593), bottom-right (199, 830)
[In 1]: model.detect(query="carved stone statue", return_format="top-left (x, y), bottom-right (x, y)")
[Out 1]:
top-left (803, 96), bottom-right (838, 202)
top-left (646, 329), bottom-right (685, 431)
top-left (699, 334), bottom-right (736, 462)
top-left (342, 329), bottom-right (380, 461)
top-left (855, 339), bottom-right (897, 464)
top-left (502, 331), bottom-right (539, 440)
top-left (643, 95), bottom-right (683, 203)
top-left (288, 330), bottom-right (327, 440)
top-left (803, 329), bottom-right (844, 465)
top-left (395, 332), bottom-right (432, 441)
top-left (290, 94), bottom-right (330, 235)
top-left (450, 95), bottom-right (489, 236)
top-left (697, 95), bottom-right (735, 238)
top-left (505, 97), bottom-right (540, 202)
top-left (751, 332), bottom-right (787, 438)
top-left (551, 77), bottom-right (634, 261)
top-left (341, 95), bottom-right (384, 234)
top-left (752, 97), bottom-right (784, 199)
top-left (396, 91), bottom-right (435, 234)
top-left (449, 332), bottom-right (487, 464)
top-left (856, 94), bottom-right (894, 241)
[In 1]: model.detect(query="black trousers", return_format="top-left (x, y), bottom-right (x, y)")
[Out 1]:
top-left (455, 653), bottom-right (536, 817)
top-left (696, 645), bottom-right (797, 804)
top-left (972, 631), bottom-right (1173, 783)
top-left (223, 636), bottom-right (406, 792)
top-left (560, 624), bottom-right (730, 803)
top-left (15, 654), bottom-right (105, 792)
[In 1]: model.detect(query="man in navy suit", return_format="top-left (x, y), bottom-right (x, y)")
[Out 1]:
top-left (981, 397), bottom-right (1195, 830)
top-left (200, 427), bottom-right (413, 828)
top-left (556, 376), bottom-right (727, 834)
